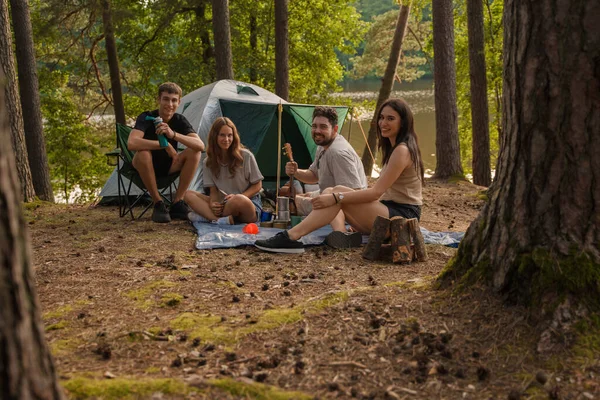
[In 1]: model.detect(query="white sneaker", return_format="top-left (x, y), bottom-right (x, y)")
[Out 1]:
top-left (188, 212), bottom-right (209, 223)
top-left (215, 216), bottom-right (234, 225)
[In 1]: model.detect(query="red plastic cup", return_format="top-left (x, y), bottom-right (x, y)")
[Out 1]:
top-left (243, 223), bottom-right (259, 234)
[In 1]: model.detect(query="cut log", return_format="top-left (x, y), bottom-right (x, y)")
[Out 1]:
top-left (407, 218), bottom-right (427, 262)
top-left (390, 216), bottom-right (412, 263)
top-left (363, 216), bottom-right (390, 261)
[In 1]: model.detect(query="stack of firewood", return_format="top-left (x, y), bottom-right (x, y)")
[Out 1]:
top-left (362, 216), bottom-right (427, 263)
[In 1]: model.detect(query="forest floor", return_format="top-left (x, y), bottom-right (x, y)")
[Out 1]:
top-left (28, 179), bottom-right (598, 400)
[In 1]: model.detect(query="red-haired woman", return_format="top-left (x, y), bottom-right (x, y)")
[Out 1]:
top-left (184, 117), bottom-right (263, 224)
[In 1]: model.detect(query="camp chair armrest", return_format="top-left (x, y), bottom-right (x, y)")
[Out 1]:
top-left (105, 148), bottom-right (121, 156)
top-left (105, 148), bottom-right (122, 167)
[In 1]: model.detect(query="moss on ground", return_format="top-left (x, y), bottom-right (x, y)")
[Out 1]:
top-left (170, 291), bottom-right (349, 346)
top-left (61, 376), bottom-right (313, 399)
top-left (209, 378), bottom-right (313, 400)
top-left (571, 317), bottom-right (600, 365)
top-left (475, 190), bottom-right (489, 201)
top-left (147, 326), bottom-right (162, 335)
top-left (448, 174), bottom-right (467, 183)
top-left (45, 321), bottom-right (68, 331)
top-left (50, 338), bottom-right (82, 356)
top-left (62, 377), bottom-right (192, 399)
top-left (170, 313), bottom-right (234, 345)
top-left (160, 293), bottom-right (183, 307)
top-left (124, 280), bottom-right (177, 309)
top-left (43, 305), bottom-right (74, 320)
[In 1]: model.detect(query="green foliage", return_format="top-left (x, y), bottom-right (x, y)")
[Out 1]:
top-left (41, 71), bottom-right (113, 203)
top-left (287, 0), bottom-right (367, 101)
top-left (350, 6), bottom-right (429, 82)
top-left (32, 0), bottom-right (368, 112)
top-left (354, 0), bottom-right (398, 22)
top-left (26, 0), bottom-right (369, 201)
top-left (230, 0), bottom-right (367, 101)
top-left (453, 0), bottom-right (504, 173)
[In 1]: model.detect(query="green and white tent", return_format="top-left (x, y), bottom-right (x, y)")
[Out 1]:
top-left (99, 79), bottom-right (348, 199)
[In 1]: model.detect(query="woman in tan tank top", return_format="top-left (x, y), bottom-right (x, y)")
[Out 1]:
top-left (255, 98), bottom-right (424, 254)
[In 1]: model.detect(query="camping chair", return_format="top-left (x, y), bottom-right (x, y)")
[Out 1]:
top-left (106, 123), bottom-right (179, 219)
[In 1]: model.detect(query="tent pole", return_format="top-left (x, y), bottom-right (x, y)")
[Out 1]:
top-left (276, 102), bottom-right (283, 215)
top-left (347, 107), bottom-right (354, 143)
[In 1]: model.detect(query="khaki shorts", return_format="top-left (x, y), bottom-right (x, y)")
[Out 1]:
top-left (294, 190), bottom-right (320, 216)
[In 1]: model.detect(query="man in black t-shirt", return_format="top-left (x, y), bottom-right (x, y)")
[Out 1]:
top-left (128, 82), bottom-right (204, 223)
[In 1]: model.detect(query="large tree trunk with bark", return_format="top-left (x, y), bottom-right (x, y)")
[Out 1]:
top-left (101, 0), bottom-right (125, 125)
top-left (440, 0), bottom-right (599, 308)
top-left (0, 73), bottom-right (65, 400)
top-left (432, 0), bottom-right (463, 179)
top-left (0, 0), bottom-right (34, 202)
top-left (212, 0), bottom-right (234, 80)
top-left (274, 0), bottom-right (289, 100)
top-left (467, 0), bottom-right (491, 186)
top-left (361, 4), bottom-right (410, 177)
top-left (9, 0), bottom-right (53, 202)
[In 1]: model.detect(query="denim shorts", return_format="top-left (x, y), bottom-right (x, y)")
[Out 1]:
top-left (380, 200), bottom-right (421, 221)
top-left (250, 194), bottom-right (263, 222)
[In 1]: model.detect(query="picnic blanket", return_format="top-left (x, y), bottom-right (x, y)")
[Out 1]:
top-left (193, 222), bottom-right (464, 250)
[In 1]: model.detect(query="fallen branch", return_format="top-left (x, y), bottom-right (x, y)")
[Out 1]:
top-left (114, 330), bottom-right (168, 341)
top-left (323, 361), bottom-right (368, 369)
top-left (229, 355), bottom-right (260, 365)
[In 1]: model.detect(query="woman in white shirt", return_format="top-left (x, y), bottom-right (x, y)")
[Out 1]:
top-left (185, 117), bottom-right (264, 224)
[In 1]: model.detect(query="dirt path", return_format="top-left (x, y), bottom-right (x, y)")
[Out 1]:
top-left (27, 180), bottom-right (598, 399)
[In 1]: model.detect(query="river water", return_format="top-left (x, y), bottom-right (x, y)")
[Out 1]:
top-left (336, 78), bottom-right (436, 174)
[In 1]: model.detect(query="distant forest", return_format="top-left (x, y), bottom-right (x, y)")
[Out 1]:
top-left (354, 0), bottom-right (398, 21)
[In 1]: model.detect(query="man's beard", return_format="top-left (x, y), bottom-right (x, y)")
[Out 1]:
top-left (313, 134), bottom-right (335, 147)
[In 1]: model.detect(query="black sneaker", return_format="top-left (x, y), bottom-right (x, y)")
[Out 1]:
top-left (152, 201), bottom-right (171, 223)
top-left (255, 231), bottom-right (304, 254)
top-left (170, 200), bottom-right (191, 220)
top-left (325, 231), bottom-right (362, 249)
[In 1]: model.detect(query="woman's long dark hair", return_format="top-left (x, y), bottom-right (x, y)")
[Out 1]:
top-left (206, 117), bottom-right (244, 178)
top-left (377, 98), bottom-right (424, 181)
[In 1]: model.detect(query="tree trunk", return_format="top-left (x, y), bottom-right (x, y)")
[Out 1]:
top-left (0, 0), bottom-right (34, 202)
top-left (212, 0), bottom-right (234, 80)
top-left (249, 15), bottom-right (258, 83)
top-left (432, 0), bottom-right (463, 179)
top-left (101, 0), bottom-right (125, 125)
top-left (467, 0), bottom-right (491, 186)
top-left (274, 0), bottom-right (289, 100)
top-left (361, 4), bottom-right (410, 177)
top-left (0, 72), bottom-right (65, 400)
top-left (440, 0), bottom-right (600, 306)
top-left (195, 2), bottom-right (214, 67)
top-left (9, 0), bottom-right (54, 202)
